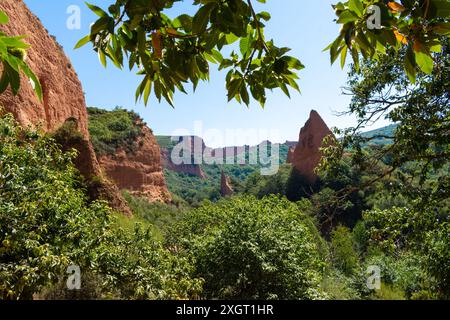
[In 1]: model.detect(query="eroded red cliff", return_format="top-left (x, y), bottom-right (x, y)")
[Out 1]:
top-left (0, 0), bottom-right (131, 215)
top-left (291, 110), bottom-right (334, 183)
top-left (98, 125), bottom-right (172, 203)
top-left (220, 171), bottom-right (234, 197)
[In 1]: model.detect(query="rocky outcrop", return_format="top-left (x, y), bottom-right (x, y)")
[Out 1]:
top-left (98, 125), bottom-right (172, 203)
top-left (161, 149), bottom-right (206, 179)
top-left (0, 0), bottom-right (131, 215)
top-left (220, 171), bottom-right (234, 197)
top-left (161, 136), bottom-right (206, 179)
top-left (290, 110), bottom-right (334, 183)
top-left (0, 0), bottom-right (88, 137)
top-left (285, 141), bottom-right (298, 149)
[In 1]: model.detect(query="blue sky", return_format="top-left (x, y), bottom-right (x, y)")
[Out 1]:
top-left (23, 0), bottom-right (389, 147)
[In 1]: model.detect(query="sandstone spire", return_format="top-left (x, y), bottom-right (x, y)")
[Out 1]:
top-left (290, 110), bottom-right (334, 183)
top-left (220, 171), bottom-right (234, 197)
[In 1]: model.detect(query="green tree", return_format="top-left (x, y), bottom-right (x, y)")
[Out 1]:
top-left (328, 0), bottom-right (450, 81)
top-left (0, 10), bottom-right (42, 100)
top-left (168, 195), bottom-right (327, 299)
top-left (330, 226), bottom-right (360, 276)
top-left (78, 1), bottom-right (449, 107)
top-left (0, 112), bottom-right (202, 300)
top-left (0, 112), bottom-right (107, 299)
top-left (322, 38), bottom-right (449, 208)
top-left (76, 0), bottom-right (304, 107)
top-left (363, 204), bottom-right (449, 297)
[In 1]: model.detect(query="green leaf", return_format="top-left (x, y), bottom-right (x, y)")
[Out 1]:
top-left (348, 0), bottom-right (364, 16)
top-left (404, 45), bottom-right (416, 83)
top-left (19, 59), bottom-right (43, 101)
top-left (85, 2), bottom-right (109, 18)
top-left (0, 10), bottom-right (9, 25)
top-left (280, 56), bottom-right (304, 70)
top-left (192, 3), bottom-right (216, 35)
top-left (98, 50), bottom-right (107, 67)
top-left (258, 11), bottom-right (271, 21)
top-left (143, 76), bottom-right (152, 106)
top-left (239, 36), bottom-right (252, 57)
top-left (74, 35), bottom-right (91, 49)
top-left (337, 10), bottom-right (359, 24)
top-left (240, 85), bottom-right (250, 106)
top-left (414, 51), bottom-right (433, 75)
top-left (225, 33), bottom-right (239, 45)
top-left (340, 45), bottom-right (348, 69)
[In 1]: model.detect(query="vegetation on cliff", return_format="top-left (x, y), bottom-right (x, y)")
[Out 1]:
top-left (87, 107), bottom-right (145, 156)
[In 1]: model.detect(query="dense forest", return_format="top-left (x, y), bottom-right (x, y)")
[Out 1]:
top-left (1, 0), bottom-right (449, 301)
top-left (1, 103), bottom-right (448, 299)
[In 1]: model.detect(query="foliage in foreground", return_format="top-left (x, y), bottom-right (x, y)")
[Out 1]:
top-left (77, 0), bottom-right (303, 107)
top-left (168, 195), bottom-right (328, 300)
top-left (0, 10), bottom-right (42, 100)
top-left (87, 106), bottom-right (145, 156)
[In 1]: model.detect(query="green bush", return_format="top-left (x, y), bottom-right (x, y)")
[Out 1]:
top-left (330, 226), bottom-right (360, 276)
top-left (87, 106), bottom-right (143, 156)
top-left (362, 250), bottom-right (430, 299)
top-left (424, 221), bottom-right (450, 298)
top-left (321, 269), bottom-right (362, 300)
top-left (169, 195), bottom-right (327, 299)
top-left (0, 113), bottom-right (202, 300)
top-left (122, 191), bottom-right (188, 233)
top-left (0, 113), bottom-right (110, 299)
top-left (352, 221), bottom-right (369, 255)
top-left (243, 164), bottom-right (291, 198)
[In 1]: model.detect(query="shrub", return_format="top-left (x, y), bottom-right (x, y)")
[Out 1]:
top-left (87, 106), bottom-right (143, 156)
top-left (0, 113), bottom-right (110, 299)
top-left (0, 113), bottom-right (202, 300)
top-left (362, 250), bottom-right (429, 299)
top-left (364, 205), bottom-right (449, 297)
top-left (122, 191), bottom-right (188, 233)
top-left (169, 195), bottom-right (327, 299)
top-left (330, 226), bottom-right (360, 276)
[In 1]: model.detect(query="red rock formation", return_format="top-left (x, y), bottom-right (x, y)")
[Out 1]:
top-left (98, 125), bottom-right (172, 203)
top-left (0, 0), bottom-right (131, 215)
top-left (285, 141), bottom-right (298, 148)
top-left (0, 0), bottom-right (88, 136)
top-left (161, 148), bottom-right (206, 179)
top-left (220, 171), bottom-right (234, 197)
top-left (291, 110), bottom-right (334, 183)
top-left (160, 136), bottom-right (206, 179)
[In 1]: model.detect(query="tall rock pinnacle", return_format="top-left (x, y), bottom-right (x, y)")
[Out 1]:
top-left (220, 171), bottom-right (234, 197)
top-left (291, 110), bottom-right (334, 183)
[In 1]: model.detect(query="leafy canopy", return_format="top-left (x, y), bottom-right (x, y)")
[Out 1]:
top-left (328, 0), bottom-right (450, 82)
top-left (78, 0), bottom-right (449, 107)
top-left (168, 195), bottom-right (327, 299)
top-left (0, 112), bottom-right (202, 300)
top-left (76, 0), bottom-right (304, 107)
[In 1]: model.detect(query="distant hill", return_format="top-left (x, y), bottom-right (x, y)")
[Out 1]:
top-left (156, 123), bottom-right (397, 204)
top-left (360, 124), bottom-right (397, 146)
top-left (156, 135), bottom-right (290, 205)
top-left (87, 106), bottom-right (397, 206)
